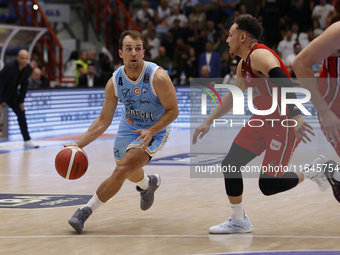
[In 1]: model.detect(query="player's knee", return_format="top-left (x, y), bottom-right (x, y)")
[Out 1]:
top-left (113, 164), bottom-right (131, 180)
top-left (259, 177), bottom-right (279, 196)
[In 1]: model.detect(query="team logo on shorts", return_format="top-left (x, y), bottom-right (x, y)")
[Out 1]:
top-left (114, 148), bottom-right (120, 157)
top-left (270, 139), bottom-right (282, 151)
top-left (143, 72), bottom-right (150, 83)
top-left (133, 88), bottom-right (141, 95)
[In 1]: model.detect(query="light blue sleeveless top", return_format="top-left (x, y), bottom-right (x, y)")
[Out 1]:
top-left (112, 61), bottom-right (166, 129)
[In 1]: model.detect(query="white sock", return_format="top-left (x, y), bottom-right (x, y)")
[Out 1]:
top-left (136, 174), bottom-right (150, 190)
top-left (81, 192), bottom-right (104, 212)
top-left (333, 170), bottom-right (340, 182)
top-left (231, 202), bottom-right (245, 220)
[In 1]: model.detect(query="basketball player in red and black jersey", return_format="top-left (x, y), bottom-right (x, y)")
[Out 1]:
top-left (294, 21), bottom-right (340, 204)
top-left (193, 15), bottom-right (327, 234)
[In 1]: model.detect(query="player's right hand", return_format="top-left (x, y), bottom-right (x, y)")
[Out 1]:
top-left (0, 103), bottom-right (2, 110)
top-left (319, 110), bottom-right (340, 145)
top-left (192, 122), bottom-right (210, 145)
top-left (64, 143), bottom-right (80, 148)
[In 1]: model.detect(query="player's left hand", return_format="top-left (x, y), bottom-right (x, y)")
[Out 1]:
top-left (293, 114), bottom-right (315, 143)
top-left (133, 129), bottom-right (155, 151)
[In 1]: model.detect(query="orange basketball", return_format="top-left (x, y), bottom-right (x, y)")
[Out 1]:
top-left (55, 146), bottom-right (88, 180)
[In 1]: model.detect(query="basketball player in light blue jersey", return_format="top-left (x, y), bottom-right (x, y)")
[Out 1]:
top-left (67, 30), bottom-right (178, 234)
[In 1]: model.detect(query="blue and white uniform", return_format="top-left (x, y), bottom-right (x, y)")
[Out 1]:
top-left (112, 61), bottom-right (169, 161)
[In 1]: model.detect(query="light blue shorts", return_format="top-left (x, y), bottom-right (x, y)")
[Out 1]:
top-left (113, 120), bottom-right (169, 162)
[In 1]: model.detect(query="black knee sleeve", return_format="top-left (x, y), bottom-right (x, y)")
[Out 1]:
top-left (259, 171), bottom-right (299, 196)
top-left (223, 143), bottom-right (257, 197)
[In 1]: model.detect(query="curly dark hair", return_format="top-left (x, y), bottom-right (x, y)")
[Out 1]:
top-left (234, 15), bottom-right (263, 40)
top-left (119, 30), bottom-right (145, 50)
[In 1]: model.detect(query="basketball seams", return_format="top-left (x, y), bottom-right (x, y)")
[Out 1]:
top-left (66, 147), bottom-right (77, 179)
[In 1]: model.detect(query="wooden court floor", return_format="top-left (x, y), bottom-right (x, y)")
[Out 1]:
top-left (0, 128), bottom-right (339, 255)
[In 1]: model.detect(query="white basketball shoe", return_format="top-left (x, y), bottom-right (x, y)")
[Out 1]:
top-left (209, 215), bottom-right (253, 234)
top-left (24, 140), bottom-right (39, 149)
top-left (305, 155), bottom-right (330, 191)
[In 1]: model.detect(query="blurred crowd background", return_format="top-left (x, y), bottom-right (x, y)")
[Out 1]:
top-left (3, 0), bottom-right (338, 88)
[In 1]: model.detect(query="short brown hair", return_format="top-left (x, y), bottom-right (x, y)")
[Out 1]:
top-left (234, 15), bottom-right (263, 40)
top-left (119, 30), bottom-right (145, 50)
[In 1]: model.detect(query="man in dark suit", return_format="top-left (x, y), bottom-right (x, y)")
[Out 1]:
top-left (0, 49), bottom-right (39, 148)
top-left (78, 62), bottom-right (102, 87)
top-left (198, 41), bottom-right (221, 78)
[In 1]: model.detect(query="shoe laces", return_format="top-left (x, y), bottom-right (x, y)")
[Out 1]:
top-left (78, 211), bottom-right (91, 223)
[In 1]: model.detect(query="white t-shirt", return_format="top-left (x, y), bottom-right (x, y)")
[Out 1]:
top-left (168, 14), bottom-right (188, 28)
top-left (298, 32), bottom-right (310, 49)
top-left (277, 40), bottom-right (295, 62)
top-left (285, 53), bottom-right (297, 65)
top-left (205, 52), bottom-right (212, 67)
top-left (312, 4), bottom-right (335, 29)
top-left (136, 8), bottom-right (155, 23)
top-left (147, 37), bottom-right (161, 60)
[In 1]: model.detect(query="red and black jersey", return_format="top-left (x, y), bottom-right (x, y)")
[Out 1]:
top-left (241, 44), bottom-right (291, 119)
top-left (319, 57), bottom-right (340, 112)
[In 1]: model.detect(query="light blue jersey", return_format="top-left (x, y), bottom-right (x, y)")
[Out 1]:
top-left (112, 61), bottom-right (169, 162)
top-left (112, 61), bottom-right (166, 129)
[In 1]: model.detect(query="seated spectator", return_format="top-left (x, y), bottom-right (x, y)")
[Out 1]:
top-left (313, 19), bottom-right (324, 37)
top-left (188, 3), bottom-right (206, 30)
top-left (173, 38), bottom-right (191, 85)
top-left (99, 52), bottom-right (113, 73)
top-left (222, 59), bottom-right (237, 84)
top-left (184, 47), bottom-right (198, 81)
top-left (200, 65), bottom-right (210, 78)
top-left (168, 4), bottom-right (188, 28)
top-left (62, 50), bottom-right (78, 86)
top-left (298, 29), bottom-right (315, 49)
top-left (76, 50), bottom-right (91, 85)
top-left (285, 43), bottom-right (301, 64)
top-left (206, 20), bottom-right (219, 44)
top-left (195, 29), bottom-right (208, 57)
top-left (137, 1), bottom-right (155, 27)
top-left (221, 51), bottom-right (231, 77)
top-left (28, 67), bottom-right (42, 89)
top-left (220, 0), bottom-right (238, 17)
top-left (168, 0), bottom-right (180, 8)
top-left (185, 20), bottom-right (199, 48)
top-left (214, 32), bottom-right (229, 56)
top-left (180, 0), bottom-right (199, 16)
top-left (142, 20), bottom-right (156, 36)
top-left (312, 0), bottom-right (337, 29)
top-left (39, 65), bottom-right (50, 88)
top-left (240, 0), bottom-right (261, 18)
top-left (78, 62), bottom-right (101, 87)
top-left (153, 46), bottom-right (171, 70)
top-left (169, 18), bottom-right (187, 42)
top-left (155, 0), bottom-right (171, 43)
top-left (277, 30), bottom-right (295, 62)
top-left (145, 29), bottom-right (161, 60)
top-left (198, 41), bottom-right (221, 78)
top-left (205, 0), bottom-right (226, 29)
top-left (88, 49), bottom-right (99, 74)
top-left (161, 32), bottom-right (176, 60)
